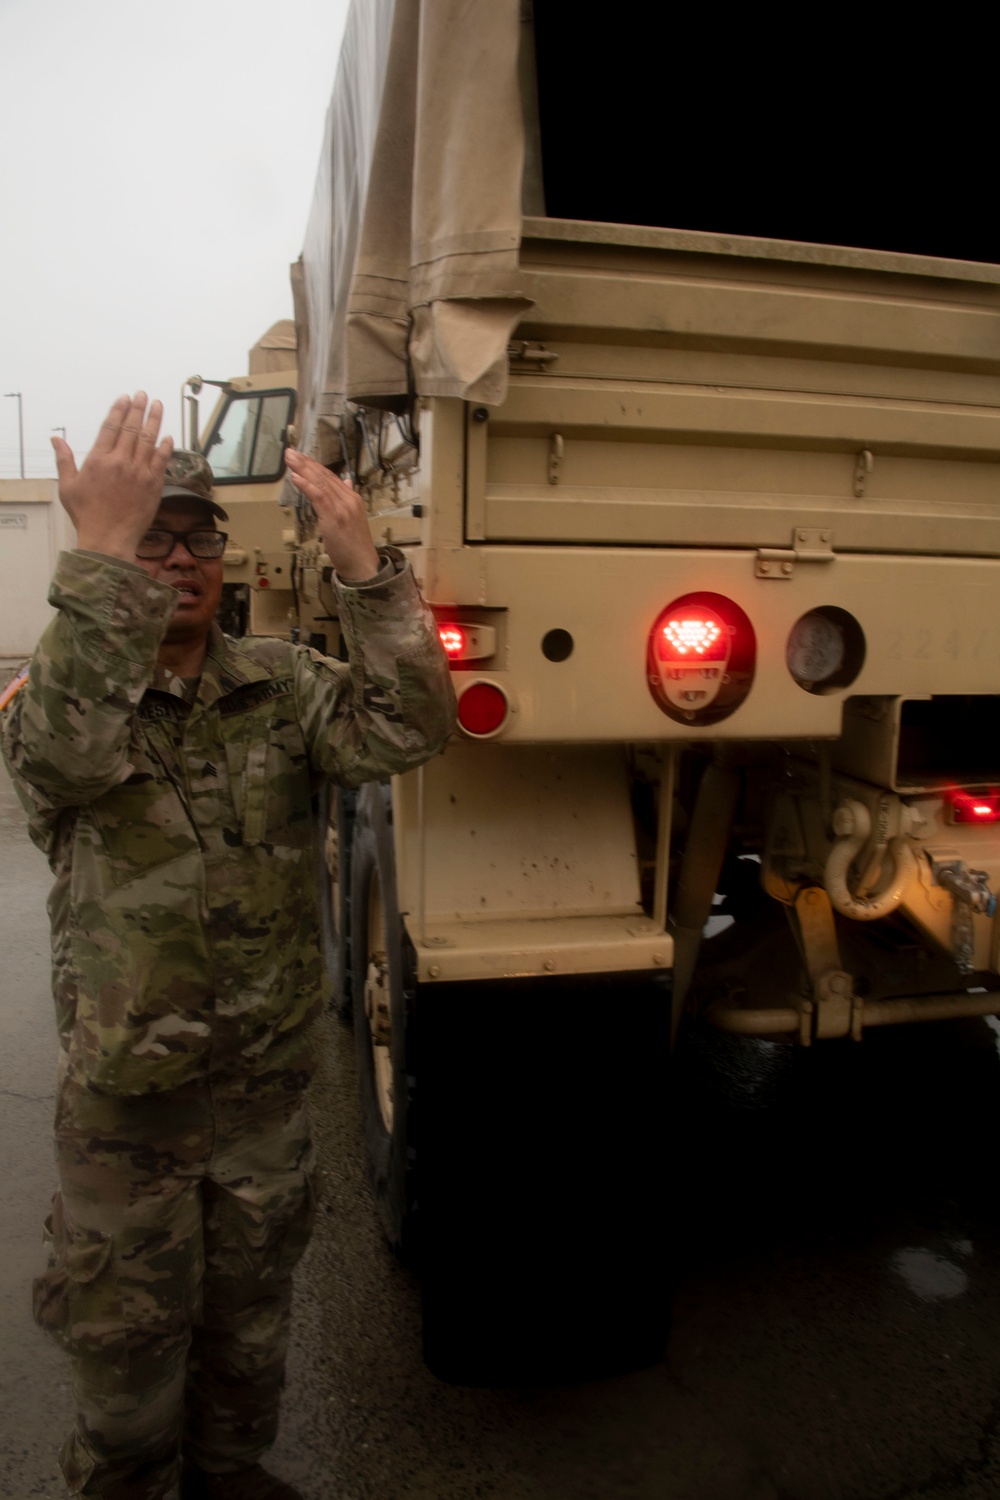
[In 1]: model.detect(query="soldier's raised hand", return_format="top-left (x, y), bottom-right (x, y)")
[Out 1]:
top-left (52, 393), bottom-right (173, 561)
top-left (285, 449), bottom-right (381, 582)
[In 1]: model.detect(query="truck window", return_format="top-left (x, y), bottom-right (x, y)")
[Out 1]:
top-left (203, 389), bottom-right (295, 483)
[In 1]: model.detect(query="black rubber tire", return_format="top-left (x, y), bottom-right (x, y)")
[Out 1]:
top-left (350, 781), bottom-right (415, 1252)
top-left (317, 782), bottom-right (356, 1019)
top-left (417, 976), bottom-right (673, 1384)
top-left (347, 787), bottom-right (672, 1380)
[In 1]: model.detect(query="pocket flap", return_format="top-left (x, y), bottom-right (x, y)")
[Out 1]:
top-left (48, 1193), bottom-right (116, 1284)
top-left (64, 1222), bottom-right (114, 1284)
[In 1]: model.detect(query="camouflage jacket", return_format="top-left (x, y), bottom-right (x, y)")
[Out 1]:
top-left (2, 548), bottom-right (455, 1095)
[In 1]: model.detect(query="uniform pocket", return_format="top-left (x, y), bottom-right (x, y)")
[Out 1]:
top-left (90, 772), bottom-right (200, 888)
top-left (33, 1194), bottom-right (129, 1376)
top-left (243, 717), bottom-right (312, 850)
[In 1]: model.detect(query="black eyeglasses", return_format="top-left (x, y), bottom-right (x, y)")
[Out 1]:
top-left (136, 528), bottom-right (228, 560)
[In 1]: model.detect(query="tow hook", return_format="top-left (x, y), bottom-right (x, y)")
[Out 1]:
top-left (933, 861), bottom-right (997, 975)
top-left (824, 797), bottom-right (918, 921)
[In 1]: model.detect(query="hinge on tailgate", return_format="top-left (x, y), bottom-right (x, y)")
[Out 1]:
top-left (508, 340), bottom-right (559, 369)
top-left (756, 527), bottom-right (835, 579)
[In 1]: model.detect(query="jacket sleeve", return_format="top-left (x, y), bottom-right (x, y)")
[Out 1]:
top-left (292, 547), bottom-right (456, 785)
top-left (1, 552), bottom-right (176, 829)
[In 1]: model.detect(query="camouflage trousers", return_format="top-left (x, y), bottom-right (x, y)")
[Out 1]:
top-left (35, 1066), bottom-right (317, 1499)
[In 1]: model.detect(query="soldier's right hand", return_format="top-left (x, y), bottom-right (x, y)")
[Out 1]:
top-left (52, 393), bottom-right (173, 562)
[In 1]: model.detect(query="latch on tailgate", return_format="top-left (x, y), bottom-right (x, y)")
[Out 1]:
top-left (756, 527), bottom-right (835, 579)
top-left (508, 341), bottom-right (559, 369)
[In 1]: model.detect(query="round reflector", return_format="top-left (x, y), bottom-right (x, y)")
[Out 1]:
top-left (786, 606), bottom-right (865, 694)
top-left (457, 681), bottom-right (509, 737)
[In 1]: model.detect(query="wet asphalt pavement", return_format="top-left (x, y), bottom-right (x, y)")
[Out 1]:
top-left (3, 753), bottom-right (1000, 1500)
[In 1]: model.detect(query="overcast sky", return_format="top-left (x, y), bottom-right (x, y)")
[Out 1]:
top-left (0, 0), bottom-right (350, 478)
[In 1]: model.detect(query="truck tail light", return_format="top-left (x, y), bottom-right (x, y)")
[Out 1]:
top-left (950, 790), bottom-right (1000, 823)
top-left (647, 592), bottom-right (755, 725)
top-left (439, 625), bottom-right (467, 658)
top-left (457, 681), bottom-right (509, 737)
top-left (656, 612), bottom-right (728, 663)
top-left (435, 620), bottom-right (498, 664)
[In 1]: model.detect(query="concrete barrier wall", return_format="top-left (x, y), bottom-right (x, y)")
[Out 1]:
top-left (0, 480), bottom-right (74, 659)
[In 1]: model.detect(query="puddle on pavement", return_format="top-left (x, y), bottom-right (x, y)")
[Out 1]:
top-left (891, 1243), bottom-right (971, 1302)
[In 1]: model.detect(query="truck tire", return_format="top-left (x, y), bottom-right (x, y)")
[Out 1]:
top-left (418, 977), bottom-right (672, 1384)
top-left (349, 781), bottom-right (415, 1251)
top-left (349, 789), bottom-right (671, 1379)
top-left (317, 782), bottom-right (356, 1019)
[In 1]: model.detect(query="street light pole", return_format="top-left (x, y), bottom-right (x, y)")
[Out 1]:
top-left (4, 392), bottom-right (25, 478)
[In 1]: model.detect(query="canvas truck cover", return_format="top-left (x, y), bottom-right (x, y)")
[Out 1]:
top-left (291, 2), bottom-right (1000, 559)
top-left (293, 2), bottom-right (1000, 472)
top-left (248, 321), bottom-right (298, 376)
top-left (293, 0), bottom-right (532, 465)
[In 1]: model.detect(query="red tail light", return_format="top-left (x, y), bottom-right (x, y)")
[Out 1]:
top-left (657, 613), bottom-right (728, 662)
top-left (439, 625), bottom-right (467, 658)
top-left (950, 790), bottom-right (1000, 824)
top-left (434, 620), bottom-right (498, 664)
top-left (647, 592), bottom-right (755, 725)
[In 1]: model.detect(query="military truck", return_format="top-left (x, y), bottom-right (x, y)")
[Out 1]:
top-left (211, 3), bottom-right (1000, 1378)
top-left (184, 321), bottom-right (297, 638)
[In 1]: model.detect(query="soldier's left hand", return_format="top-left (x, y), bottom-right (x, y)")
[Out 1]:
top-left (285, 449), bottom-right (381, 582)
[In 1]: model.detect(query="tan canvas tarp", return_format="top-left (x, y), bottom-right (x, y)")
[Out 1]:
top-left (293, 0), bottom-right (531, 463)
top-left (247, 320), bottom-right (297, 376)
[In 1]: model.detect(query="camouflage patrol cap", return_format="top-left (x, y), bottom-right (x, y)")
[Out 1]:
top-left (160, 449), bottom-right (229, 521)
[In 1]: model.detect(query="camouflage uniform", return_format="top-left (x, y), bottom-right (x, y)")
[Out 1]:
top-left (2, 545), bottom-right (455, 1498)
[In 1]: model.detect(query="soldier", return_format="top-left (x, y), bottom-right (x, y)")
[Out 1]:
top-left (1, 393), bottom-right (456, 1500)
